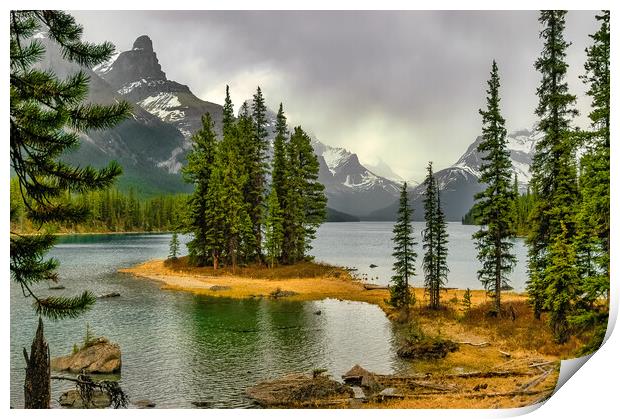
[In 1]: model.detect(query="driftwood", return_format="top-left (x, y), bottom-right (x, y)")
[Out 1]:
top-left (446, 370), bottom-right (536, 379)
top-left (498, 350), bottom-right (512, 358)
top-left (363, 284), bottom-right (389, 290)
top-left (457, 341), bottom-right (490, 347)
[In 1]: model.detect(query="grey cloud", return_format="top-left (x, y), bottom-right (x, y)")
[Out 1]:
top-left (72, 10), bottom-right (599, 180)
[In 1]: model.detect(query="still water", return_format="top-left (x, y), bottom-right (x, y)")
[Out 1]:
top-left (10, 222), bottom-right (528, 408)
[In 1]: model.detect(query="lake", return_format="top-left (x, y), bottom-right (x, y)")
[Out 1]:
top-left (9, 222), bottom-right (528, 408)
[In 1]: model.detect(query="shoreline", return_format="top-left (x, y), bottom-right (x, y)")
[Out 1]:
top-left (119, 258), bottom-right (574, 409)
top-left (118, 258), bottom-right (526, 313)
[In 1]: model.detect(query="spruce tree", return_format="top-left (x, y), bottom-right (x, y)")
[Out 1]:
top-left (182, 113), bottom-right (218, 266)
top-left (272, 103), bottom-right (289, 206)
top-left (390, 182), bottom-right (417, 311)
top-left (571, 10), bottom-right (610, 353)
top-left (422, 162), bottom-right (449, 309)
top-left (545, 223), bottom-right (580, 343)
top-left (284, 127), bottom-right (327, 262)
top-left (472, 60), bottom-right (516, 314)
top-left (10, 10), bottom-right (130, 408)
top-left (264, 188), bottom-right (285, 268)
top-left (247, 86), bottom-right (270, 262)
top-left (168, 232), bottom-right (180, 260)
top-left (526, 11), bottom-right (579, 322)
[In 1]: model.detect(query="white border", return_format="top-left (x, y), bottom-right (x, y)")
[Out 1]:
top-left (3, 1), bottom-right (617, 418)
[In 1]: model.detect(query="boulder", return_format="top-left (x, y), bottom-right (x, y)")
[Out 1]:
top-left (134, 399), bottom-right (156, 408)
top-left (247, 373), bottom-right (353, 407)
top-left (59, 389), bottom-right (111, 408)
top-left (52, 337), bottom-right (121, 374)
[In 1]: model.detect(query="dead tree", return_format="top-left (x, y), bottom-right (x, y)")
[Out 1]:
top-left (23, 318), bottom-right (50, 408)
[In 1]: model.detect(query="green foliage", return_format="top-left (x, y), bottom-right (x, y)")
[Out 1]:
top-left (168, 232), bottom-right (180, 260)
top-left (264, 189), bottom-right (285, 268)
top-left (526, 11), bottom-right (580, 320)
top-left (422, 162), bottom-right (449, 309)
top-left (183, 113), bottom-right (219, 267)
top-left (10, 10), bottom-right (130, 320)
top-left (390, 183), bottom-right (417, 310)
top-left (471, 61), bottom-right (516, 313)
top-left (82, 323), bottom-right (96, 349)
top-left (462, 288), bottom-right (472, 311)
top-left (544, 223), bottom-right (579, 343)
top-left (569, 10), bottom-right (610, 353)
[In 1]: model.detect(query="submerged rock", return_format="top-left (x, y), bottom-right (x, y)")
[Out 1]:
top-left (59, 389), bottom-right (111, 408)
top-left (98, 292), bottom-right (121, 299)
top-left (52, 337), bottom-right (121, 374)
top-left (247, 373), bottom-right (353, 407)
top-left (134, 399), bottom-right (156, 408)
top-left (49, 285), bottom-right (66, 290)
top-left (369, 264), bottom-right (378, 268)
top-left (191, 401), bottom-right (213, 408)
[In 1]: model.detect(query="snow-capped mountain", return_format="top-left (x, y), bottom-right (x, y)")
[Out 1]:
top-left (368, 129), bottom-right (541, 221)
top-left (94, 35), bottom-right (223, 173)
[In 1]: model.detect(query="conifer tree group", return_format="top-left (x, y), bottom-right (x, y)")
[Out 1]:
top-left (182, 86), bottom-right (327, 269)
top-left (422, 162), bottom-right (449, 309)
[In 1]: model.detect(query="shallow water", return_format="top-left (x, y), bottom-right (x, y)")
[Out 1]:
top-left (10, 231), bottom-right (404, 408)
top-left (10, 222), bottom-right (528, 408)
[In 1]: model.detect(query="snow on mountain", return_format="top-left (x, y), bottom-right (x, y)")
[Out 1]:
top-left (240, 100), bottom-right (402, 217)
top-left (94, 35), bottom-right (223, 168)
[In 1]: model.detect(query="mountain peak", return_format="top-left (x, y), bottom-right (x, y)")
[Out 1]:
top-left (132, 35), bottom-right (154, 52)
top-left (100, 34), bottom-right (166, 88)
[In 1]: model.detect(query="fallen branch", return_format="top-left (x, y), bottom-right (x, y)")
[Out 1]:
top-left (446, 370), bottom-right (535, 379)
top-left (529, 361), bottom-right (556, 368)
top-left (457, 341), bottom-right (490, 347)
top-left (466, 387), bottom-right (555, 399)
top-left (498, 350), bottom-right (511, 358)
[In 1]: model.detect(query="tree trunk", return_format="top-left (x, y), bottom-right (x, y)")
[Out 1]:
top-left (24, 317), bottom-right (50, 409)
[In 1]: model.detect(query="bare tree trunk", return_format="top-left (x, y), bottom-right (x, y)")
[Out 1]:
top-left (24, 317), bottom-right (50, 409)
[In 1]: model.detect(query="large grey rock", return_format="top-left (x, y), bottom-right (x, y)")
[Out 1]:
top-left (52, 337), bottom-right (121, 374)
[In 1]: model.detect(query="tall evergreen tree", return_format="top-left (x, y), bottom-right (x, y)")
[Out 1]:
top-left (472, 60), bottom-right (516, 314)
top-left (271, 103), bottom-right (289, 205)
top-left (247, 86), bottom-right (270, 262)
top-left (284, 127), bottom-right (327, 262)
top-left (182, 113), bottom-right (218, 266)
top-left (264, 188), bottom-right (285, 268)
top-left (390, 183), bottom-right (417, 312)
top-left (422, 162), bottom-right (449, 309)
top-left (526, 11), bottom-right (579, 325)
top-left (168, 232), bottom-right (180, 260)
top-left (571, 10), bottom-right (610, 353)
top-left (10, 10), bottom-right (130, 408)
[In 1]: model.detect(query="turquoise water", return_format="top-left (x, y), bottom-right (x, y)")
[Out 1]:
top-left (10, 222), bottom-right (528, 408)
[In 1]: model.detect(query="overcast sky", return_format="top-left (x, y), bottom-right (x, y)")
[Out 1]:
top-left (72, 10), bottom-right (599, 181)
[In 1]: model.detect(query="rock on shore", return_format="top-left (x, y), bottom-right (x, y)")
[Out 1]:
top-left (59, 389), bottom-right (111, 408)
top-left (52, 337), bottom-right (121, 374)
